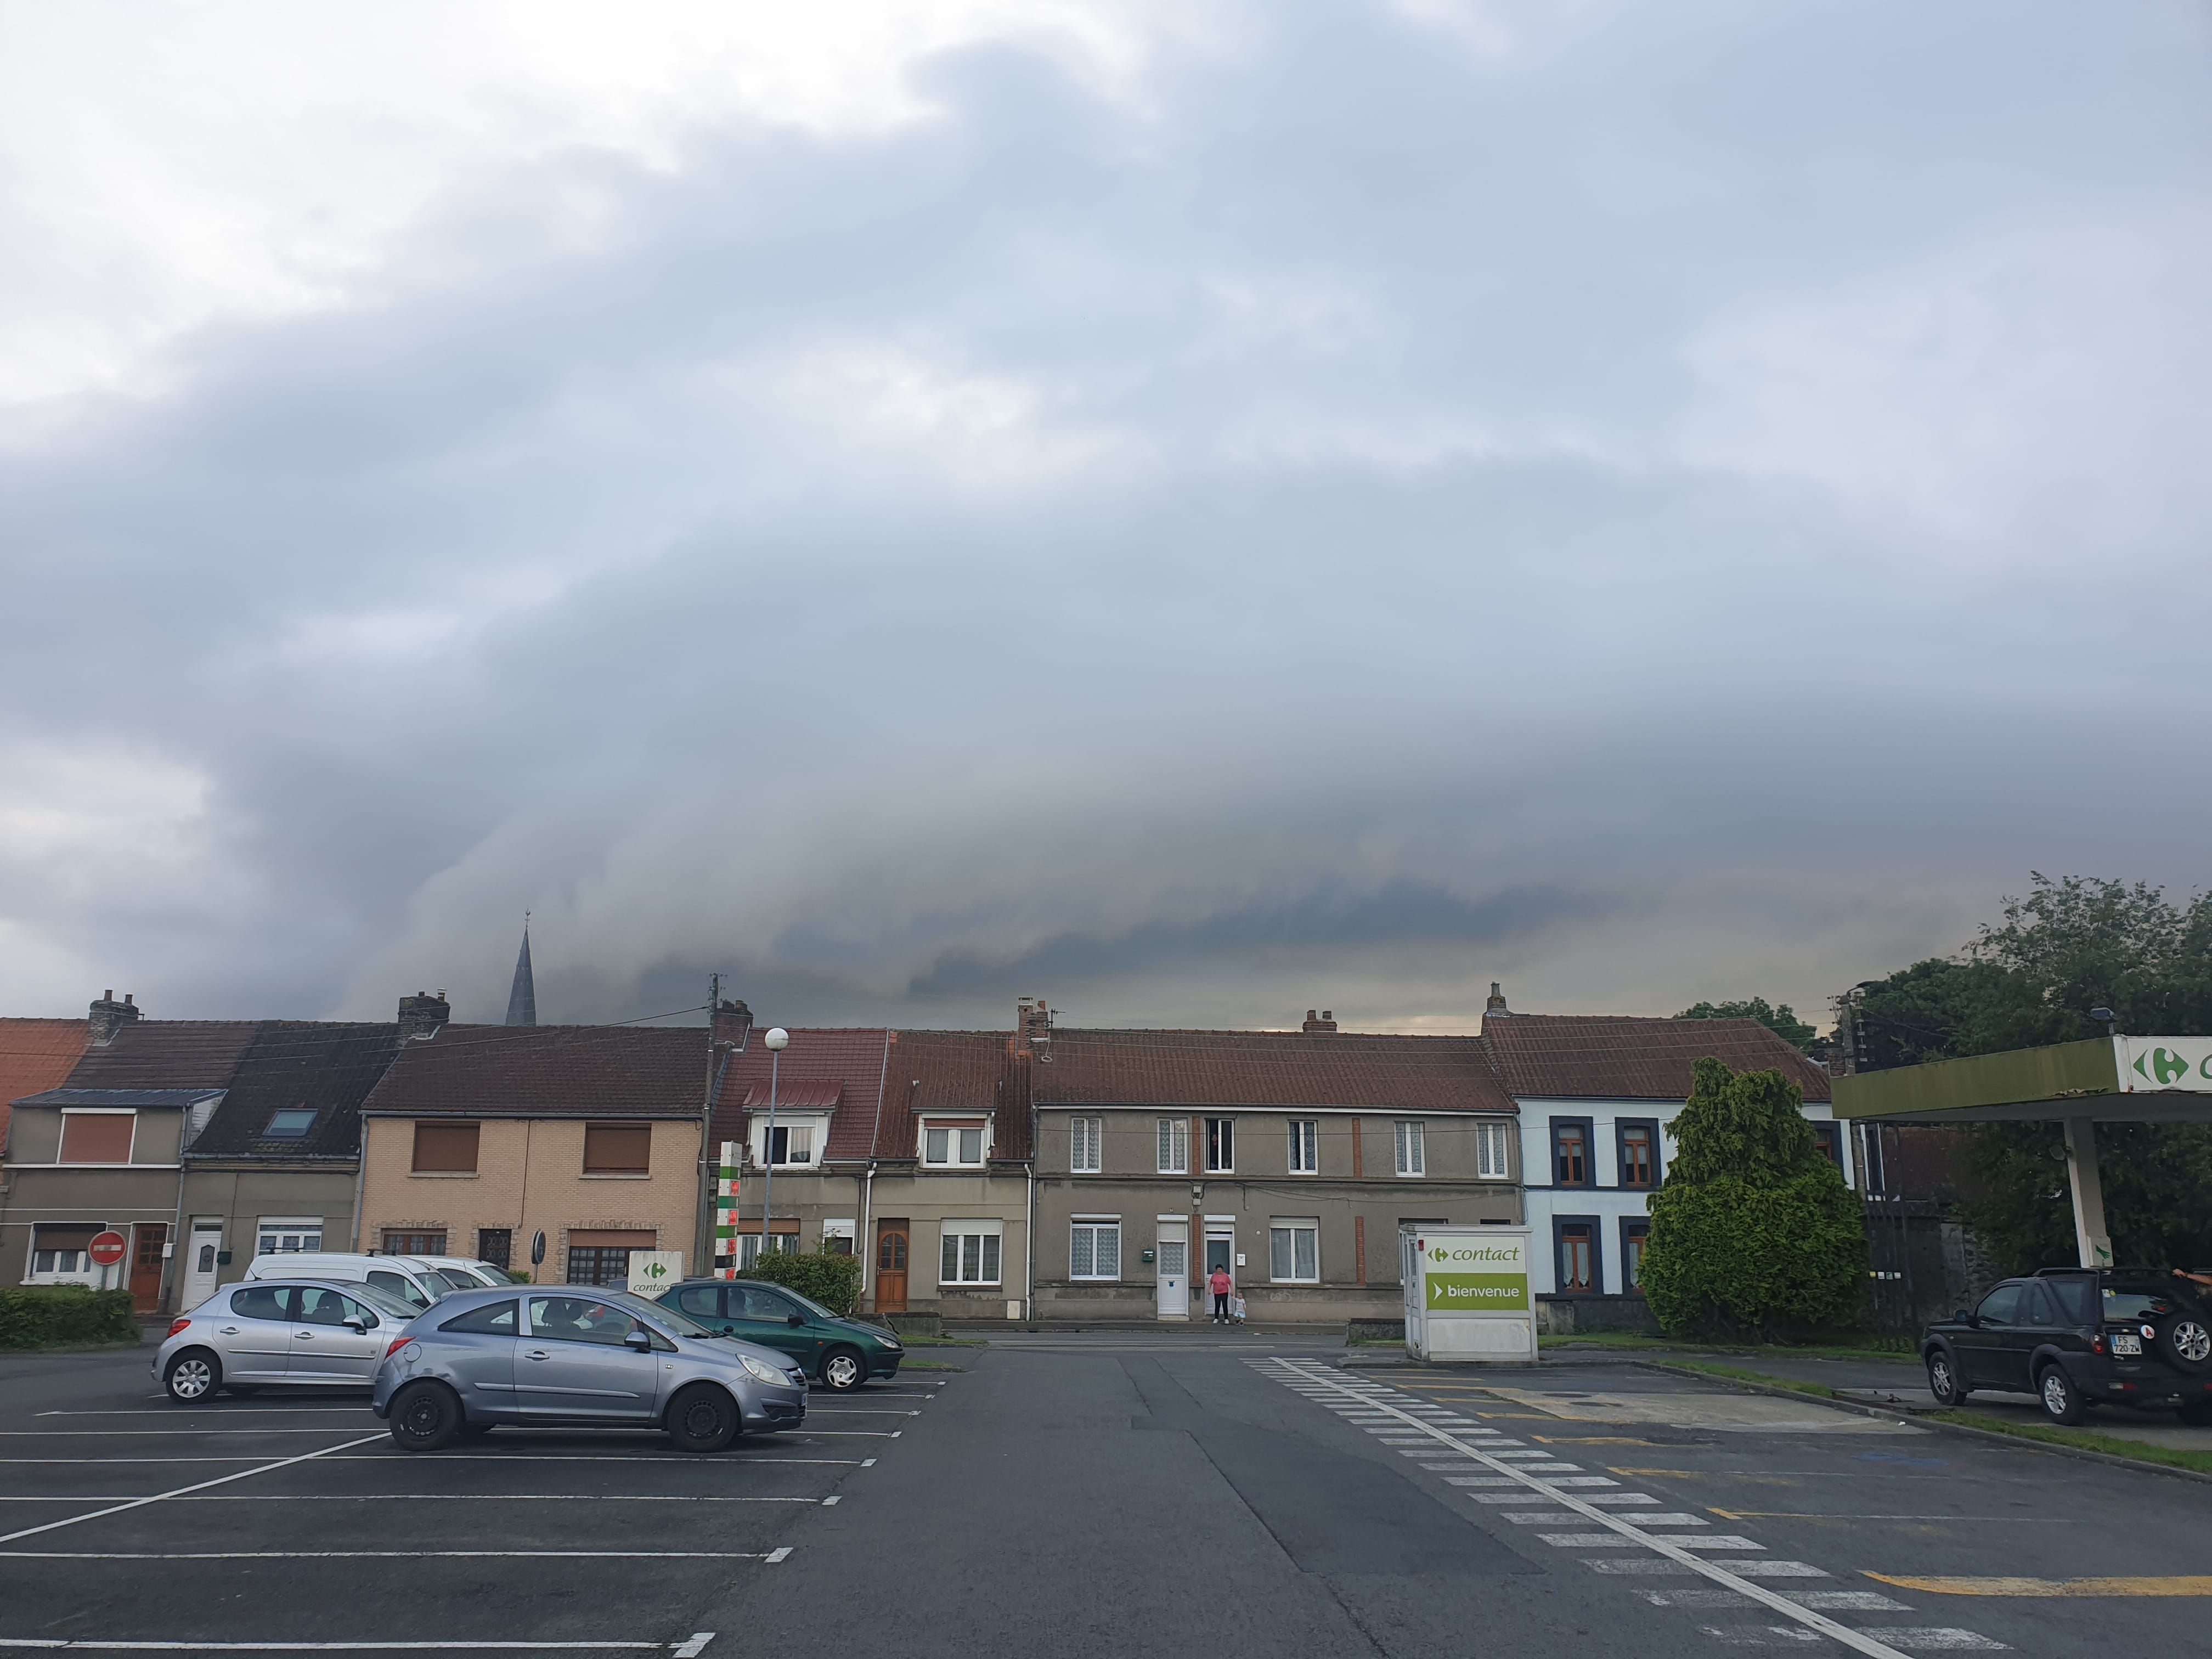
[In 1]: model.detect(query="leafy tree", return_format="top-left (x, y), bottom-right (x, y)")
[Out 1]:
top-left (1641, 1057), bottom-right (1867, 1340)
top-left (1674, 996), bottom-right (1821, 1056)
top-left (1850, 874), bottom-right (2212, 1273)
top-left (737, 1244), bottom-right (864, 1316)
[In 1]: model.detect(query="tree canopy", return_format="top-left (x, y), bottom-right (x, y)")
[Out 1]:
top-left (1675, 996), bottom-right (1821, 1056)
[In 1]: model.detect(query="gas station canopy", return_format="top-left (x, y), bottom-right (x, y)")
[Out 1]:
top-left (1833, 1035), bottom-right (2212, 1269)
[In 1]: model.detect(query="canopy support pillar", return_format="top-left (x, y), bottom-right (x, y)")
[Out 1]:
top-left (2063, 1118), bottom-right (2114, 1269)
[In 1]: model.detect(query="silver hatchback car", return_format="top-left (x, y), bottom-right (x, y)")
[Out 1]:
top-left (371, 1284), bottom-right (809, 1453)
top-left (156, 1278), bottom-right (426, 1401)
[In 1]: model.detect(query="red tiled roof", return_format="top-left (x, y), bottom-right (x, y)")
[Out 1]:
top-left (0, 1018), bottom-right (91, 1150)
top-left (1030, 1028), bottom-right (1517, 1114)
top-left (363, 1025), bottom-right (709, 1118)
top-left (1480, 1014), bottom-right (1832, 1102)
top-left (881, 1031), bottom-right (1030, 1160)
top-left (711, 1029), bottom-right (891, 1161)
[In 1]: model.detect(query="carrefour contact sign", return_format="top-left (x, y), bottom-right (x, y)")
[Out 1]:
top-left (1426, 1272), bottom-right (1529, 1311)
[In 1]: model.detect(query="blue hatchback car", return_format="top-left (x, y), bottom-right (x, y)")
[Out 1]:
top-left (371, 1284), bottom-right (809, 1453)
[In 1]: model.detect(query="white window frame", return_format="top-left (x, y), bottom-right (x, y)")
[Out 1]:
top-left (1475, 1119), bottom-right (1512, 1181)
top-left (256, 1216), bottom-right (325, 1256)
top-left (1069, 1218), bottom-right (1121, 1281)
top-left (57, 1108), bottom-right (137, 1166)
top-left (26, 1226), bottom-right (106, 1285)
top-left (751, 1113), bottom-right (829, 1169)
top-left (1156, 1117), bottom-right (1188, 1175)
top-left (920, 1119), bottom-right (990, 1168)
top-left (1288, 1119), bottom-right (1318, 1175)
top-left (1070, 1116), bottom-right (1102, 1175)
top-left (939, 1220), bottom-right (1004, 1286)
top-left (1204, 1116), bottom-right (1235, 1173)
top-left (1394, 1120), bottom-right (1426, 1178)
top-left (1268, 1218), bottom-right (1321, 1284)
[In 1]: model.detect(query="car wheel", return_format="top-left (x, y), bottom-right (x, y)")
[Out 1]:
top-left (164, 1350), bottom-right (219, 1403)
top-left (389, 1381), bottom-right (462, 1452)
top-left (2160, 1315), bottom-right (2212, 1372)
top-left (665, 1383), bottom-right (739, 1454)
top-left (2038, 1364), bottom-right (2085, 1426)
top-left (821, 1348), bottom-right (866, 1392)
top-left (1925, 1350), bottom-right (1968, 1407)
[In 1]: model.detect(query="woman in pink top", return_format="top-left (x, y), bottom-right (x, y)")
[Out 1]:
top-left (1209, 1267), bottom-right (1234, 1323)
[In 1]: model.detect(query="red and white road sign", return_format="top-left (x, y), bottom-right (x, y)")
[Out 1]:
top-left (88, 1230), bottom-right (128, 1267)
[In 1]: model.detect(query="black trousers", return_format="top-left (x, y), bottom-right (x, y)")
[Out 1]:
top-left (1213, 1292), bottom-right (1231, 1319)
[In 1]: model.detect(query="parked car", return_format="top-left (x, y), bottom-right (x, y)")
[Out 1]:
top-left (654, 1278), bottom-right (904, 1391)
top-left (372, 1284), bottom-right (809, 1453)
top-left (404, 1256), bottom-right (516, 1289)
top-left (1922, 1267), bottom-right (2212, 1425)
top-left (242, 1251), bottom-right (452, 1310)
top-left (157, 1278), bottom-right (425, 1401)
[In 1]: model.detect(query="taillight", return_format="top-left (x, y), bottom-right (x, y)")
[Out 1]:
top-left (2091, 1332), bottom-right (2106, 1355)
top-left (385, 1336), bottom-right (413, 1359)
top-left (167, 1317), bottom-right (191, 1338)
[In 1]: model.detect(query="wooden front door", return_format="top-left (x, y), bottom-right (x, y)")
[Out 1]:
top-left (874, 1220), bottom-right (909, 1314)
top-left (130, 1223), bottom-right (168, 1314)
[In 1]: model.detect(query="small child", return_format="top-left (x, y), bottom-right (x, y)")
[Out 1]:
top-left (1231, 1291), bottom-right (1248, 1324)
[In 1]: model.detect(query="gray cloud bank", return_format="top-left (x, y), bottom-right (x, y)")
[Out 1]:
top-left (3, 3), bottom-right (2209, 1032)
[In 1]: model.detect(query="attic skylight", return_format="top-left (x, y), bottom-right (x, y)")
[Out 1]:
top-left (262, 1108), bottom-right (318, 1139)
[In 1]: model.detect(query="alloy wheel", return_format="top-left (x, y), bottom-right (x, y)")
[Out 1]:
top-left (2173, 1320), bottom-right (2211, 1364)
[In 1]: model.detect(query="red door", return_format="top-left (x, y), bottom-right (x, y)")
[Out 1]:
top-left (873, 1220), bottom-right (909, 1314)
top-left (131, 1224), bottom-right (168, 1314)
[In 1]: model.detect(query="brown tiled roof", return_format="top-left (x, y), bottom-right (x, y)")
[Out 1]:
top-left (187, 1024), bottom-right (403, 1161)
top-left (1480, 1014), bottom-right (1832, 1102)
top-left (1029, 1028), bottom-right (1518, 1114)
top-left (881, 1031), bottom-right (1031, 1160)
top-left (0, 1018), bottom-right (91, 1149)
top-left (710, 1029), bottom-right (892, 1161)
top-left (363, 1025), bottom-right (709, 1119)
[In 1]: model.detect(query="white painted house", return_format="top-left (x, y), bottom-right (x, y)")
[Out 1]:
top-left (1480, 999), bottom-right (1849, 1300)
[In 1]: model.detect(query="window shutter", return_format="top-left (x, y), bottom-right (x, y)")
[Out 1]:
top-left (59, 1114), bottom-right (134, 1164)
top-left (411, 1122), bottom-right (480, 1173)
top-left (582, 1124), bottom-right (651, 1173)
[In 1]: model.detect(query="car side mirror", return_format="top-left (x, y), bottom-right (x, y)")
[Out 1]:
top-left (1956, 1311), bottom-right (1977, 1327)
top-left (787, 1312), bottom-right (805, 1327)
top-left (343, 1316), bottom-right (369, 1333)
top-left (624, 1328), bottom-right (653, 1352)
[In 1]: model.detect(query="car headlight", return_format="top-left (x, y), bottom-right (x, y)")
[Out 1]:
top-left (740, 1355), bottom-right (788, 1385)
top-left (878, 1337), bottom-right (901, 1351)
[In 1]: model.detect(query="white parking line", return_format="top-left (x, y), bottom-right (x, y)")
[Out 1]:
top-left (0, 1550), bottom-right (776, 1561)
top-left (0, 1431), bottom-right (373, 1437)
top-left (0, 1641), bottom-right (687, 1652)
top-left (1262, 1362), bottom-right (1914, 1659)
top-left (0, 1455), bottom-right (869, 1466)
top-left (38, 1410), bottom-right (377, 1417)
top-left (0, 1435), bottom-right (385, 1547)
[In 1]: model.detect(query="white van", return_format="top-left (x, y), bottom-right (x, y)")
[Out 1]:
top-left (406, 1256), bottom-right (515, 1290)
top-left (241, 1252), bottom-right (448, 1310)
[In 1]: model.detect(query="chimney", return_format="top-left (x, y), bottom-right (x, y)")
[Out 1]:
top-left (89, 990), bottom-right (142, 1046)
top-left (398, 990), bottom-right (451, 1041)
top-left (1301, 1009), bottom-right (1338, 1033)
top-left (713, 998), bottom-right (755, 1052)
top-left (1017, 996), bottom-right (1053, 1059)
top-left (1485, 981), bottom-right (1510, 1017)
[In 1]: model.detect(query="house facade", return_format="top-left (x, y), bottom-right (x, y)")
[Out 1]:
top-left (356, 1023), bottom-right (706, 1286)
top-left (1029, 1013), bottom-right (1522, 1324)
top-left (1482, 997), bottom-right (1847, 1309)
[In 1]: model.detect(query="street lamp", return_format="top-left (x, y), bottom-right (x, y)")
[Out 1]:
top-left (759, 1028), bottom-right (790, 1267)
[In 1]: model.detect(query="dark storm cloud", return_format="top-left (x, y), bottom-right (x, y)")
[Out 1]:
top-left (2, 2), bottom-right (2208, 1030)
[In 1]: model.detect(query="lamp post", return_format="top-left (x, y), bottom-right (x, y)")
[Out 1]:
top-left (759, 1028), bottom-right (789, 1267)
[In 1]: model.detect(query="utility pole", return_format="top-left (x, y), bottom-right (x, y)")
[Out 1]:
top-left (696, 973), bottom-right (719, 1275)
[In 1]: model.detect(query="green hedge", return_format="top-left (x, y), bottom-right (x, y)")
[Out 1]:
top-left (0, 1286), bottom-right (138, 1350)
top-left (737, 1248), bottom-right (864, 1316)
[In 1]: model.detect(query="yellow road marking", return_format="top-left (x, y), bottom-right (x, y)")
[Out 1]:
top-left (1867, 1574), bottom-right (2212, 1598)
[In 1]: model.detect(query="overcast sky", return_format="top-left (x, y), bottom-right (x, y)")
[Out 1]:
top-left (3, 2), bottom-right (2209, 1034)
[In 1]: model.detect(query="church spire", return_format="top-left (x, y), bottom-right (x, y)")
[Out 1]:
top-left (504, 914), bottom-right (537, 1026)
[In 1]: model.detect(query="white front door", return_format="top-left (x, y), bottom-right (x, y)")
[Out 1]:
top-left (180, 1219), bottom-right (223, 1311)
top-left (1155, 1228), bottom-right (1188, 1321)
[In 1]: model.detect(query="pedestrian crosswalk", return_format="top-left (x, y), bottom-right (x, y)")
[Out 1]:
top-left (1248, 1358), bottom-right (2008, 1657)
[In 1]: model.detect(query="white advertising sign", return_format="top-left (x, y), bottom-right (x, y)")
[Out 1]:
top-left (1402, 1226), bottom-right (1536, 1364)
top-left (626, 1250), bottom-right (685, 1297)
top-left (2115, 1036), bottom-right (2212, 1093)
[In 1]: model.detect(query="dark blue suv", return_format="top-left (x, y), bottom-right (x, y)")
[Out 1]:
top-left (1922, 1268), bottom-right (2212, 1425)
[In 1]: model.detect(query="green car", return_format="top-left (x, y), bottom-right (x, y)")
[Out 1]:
top-left (657, 1279), bottom-right (902, 1392)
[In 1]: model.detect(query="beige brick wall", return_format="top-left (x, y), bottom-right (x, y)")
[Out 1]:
top-left (358, 1115), bottom-right (701, 1278)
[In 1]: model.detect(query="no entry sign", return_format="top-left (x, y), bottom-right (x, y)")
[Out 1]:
top-left (88, 1231), bottom-right (128, 1267)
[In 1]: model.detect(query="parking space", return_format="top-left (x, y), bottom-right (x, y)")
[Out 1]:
top-left (0, 1348), bottom-right (952, 1655)
top-left (1259, 1358), bottom-right (2212, 1656)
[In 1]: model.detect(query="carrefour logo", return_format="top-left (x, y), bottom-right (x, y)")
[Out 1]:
top-left (1427, 1244), bottom-right (1520, 1264)
top-left (2133, 1047), bottom-right (2209, 1086)
top-left (638, 1259), bottom-right (672, 1282)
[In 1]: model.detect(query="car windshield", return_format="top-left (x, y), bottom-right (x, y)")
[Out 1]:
top-left (776, 1288), bottom-right (842, 1323)
top-left (420, 1269), bottom-right (473, 1295)
top-left (591, 1286), bottom-right (714, 1339)
top-left (346, 1282), bottom-right (426, 1321)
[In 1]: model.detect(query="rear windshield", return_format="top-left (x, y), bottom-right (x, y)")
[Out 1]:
top-left (2104, 1290), bottom-right (2175, 1321)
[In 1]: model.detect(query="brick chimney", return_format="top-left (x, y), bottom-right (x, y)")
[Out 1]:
top-left (1485, 981), bottom-right (1510, 1017)
top-left (398, 990), bottom-right (451, 1041)
top-left (712, 998), bottom-right (755, 1051)
top-left (89, 990), bottom-right (140, 1046)
top-left (1302, 1009), bottom-right (1337, 1033)
top-left (1017, 995), bottom-right (1053, 1059)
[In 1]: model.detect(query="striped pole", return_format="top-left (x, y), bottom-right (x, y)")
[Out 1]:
top-left (713, 1140), bottom-right (744, 1279)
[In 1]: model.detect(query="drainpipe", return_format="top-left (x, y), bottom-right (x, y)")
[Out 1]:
top-left (348, 1124), bottom-right (369, 1253)
top-left (860, 1161), bottom-right (877, 1315)
top-left (1024, 1156), bottom-right (1036, 1328)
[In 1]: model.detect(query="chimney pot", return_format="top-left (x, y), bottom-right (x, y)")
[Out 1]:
top-left (88, 989), bottom-right (144, 1045)
top-left (1301, 1008), bottom-right (1338, 1034)
top-left (398, 990), bottom-right (452, 1041)
top-left (1485, 981), bottom-right (1510, 1017)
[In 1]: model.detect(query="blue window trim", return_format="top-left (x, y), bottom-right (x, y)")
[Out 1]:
top-left (1552, 1213), bottom-right (1604, 1295)
top-left (1549, 1116), bottom-right (1596, 1188)
top-left (1618, 1216), bottom-right (1650, 1293)
top-left (1614, 1118), bottom-right (1661, 1190)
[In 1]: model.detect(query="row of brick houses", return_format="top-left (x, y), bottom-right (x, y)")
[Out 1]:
top-left (0, 985), bottom-right (1846, 1324)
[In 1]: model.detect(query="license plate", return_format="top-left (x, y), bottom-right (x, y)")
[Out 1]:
top-left (2113, 1333), bottom-right (2142, 1356)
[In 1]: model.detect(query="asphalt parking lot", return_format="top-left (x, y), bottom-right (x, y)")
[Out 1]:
top-left (0, 1344), bottom-right (946, 1655)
